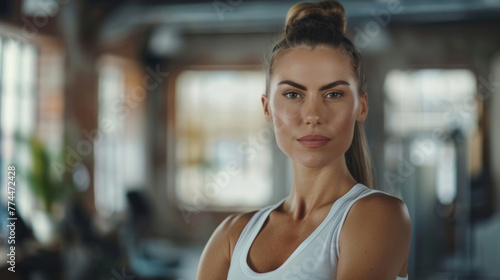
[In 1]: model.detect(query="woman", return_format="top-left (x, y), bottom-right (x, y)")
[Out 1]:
top-left (197, 1), bottom-right (411, 279)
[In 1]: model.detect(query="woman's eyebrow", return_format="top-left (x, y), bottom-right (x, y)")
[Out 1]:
top-left (277, 80), bottom-right (350, 90)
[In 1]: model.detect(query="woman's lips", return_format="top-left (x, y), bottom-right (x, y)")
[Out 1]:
top-left (297, 134), bottom-right (331, 148)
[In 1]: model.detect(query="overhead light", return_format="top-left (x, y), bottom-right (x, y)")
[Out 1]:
top-left (148, 26), bottom-right (183, 57)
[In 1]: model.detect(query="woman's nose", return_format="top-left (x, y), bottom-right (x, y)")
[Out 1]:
top-left (303, 99), bottom-right (323, 127)
top-left (305, 115), bottom-right (321, 126)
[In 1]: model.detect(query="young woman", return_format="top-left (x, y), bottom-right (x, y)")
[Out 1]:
top-left (197, 1), bottom-right (411, 279)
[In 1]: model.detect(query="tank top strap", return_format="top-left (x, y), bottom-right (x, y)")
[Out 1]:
top-left (230, 197), bottom-right (287, 264)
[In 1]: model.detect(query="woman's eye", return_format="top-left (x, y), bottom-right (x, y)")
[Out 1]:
top-left (283, 91), bottom-right (301, 99)
top-left (325, 91), bottom-right (344, 99)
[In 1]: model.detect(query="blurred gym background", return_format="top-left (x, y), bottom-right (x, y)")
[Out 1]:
top-left (0, 0), bottom-right (499, 279)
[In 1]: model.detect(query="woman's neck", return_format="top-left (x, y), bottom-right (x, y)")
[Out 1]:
top-left (283, 158), bottom-right (357, 221)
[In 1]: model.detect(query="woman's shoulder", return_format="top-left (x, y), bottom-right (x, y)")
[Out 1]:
top-left (221, 210), bottom-right (260, 259)
top-left (351, 190), bottom-right (410, 225)
top-left (198, 211), bottom-right (257, 277)
top-left (339, 190), bottom-right (411, 255)
top-left (218, 200), bottom-right (284, 258)
top-left (197, 210), bottom-right (260, 278)
top-left (364, 190), bottom-right (408, 211)
top-left (224, 200), bottom-right (283, 240)
top-left (336, 191), bottom-right (411, 278)
top-left (224, 210), bottom-right (259, 236)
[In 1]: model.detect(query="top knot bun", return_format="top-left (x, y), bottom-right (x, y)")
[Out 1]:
top-left (285, 0), bottom-right (346, 35)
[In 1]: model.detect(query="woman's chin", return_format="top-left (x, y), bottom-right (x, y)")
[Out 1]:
top-left (280, 142), bottom-right (347, 169)
top-left (292, 155), bottom-right (337, 169)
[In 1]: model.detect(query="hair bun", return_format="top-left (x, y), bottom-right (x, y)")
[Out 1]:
top-left (285, 0), bottom-right (346, 35)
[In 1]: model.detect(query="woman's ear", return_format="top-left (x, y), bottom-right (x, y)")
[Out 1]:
top-left (261, 94), bottom-right (273, 122)
top-left (356, 93), bottom-right (368, 122)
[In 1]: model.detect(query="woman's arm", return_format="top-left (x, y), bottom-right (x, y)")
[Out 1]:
top-left (336, 194), bottom-right (411, 280)
top-left (196, 212), bottom-right (256, 280)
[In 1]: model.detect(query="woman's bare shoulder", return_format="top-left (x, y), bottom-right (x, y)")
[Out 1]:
top-left (196, 210), bottom-right (258, 280)
top-left (338, 192), bottom-right (411, 256)
top-left (355, 192), bottom-right (410, 219)
top-left (224, 211), bottom-right (259, 257)
top-left (212, 210), bottom-right (259, 237)
top-left (347, 192), bottom-right (411, 232)
top-left (336, 192), bottom-right (411, 279)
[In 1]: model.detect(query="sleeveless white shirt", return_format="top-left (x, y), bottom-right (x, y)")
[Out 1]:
top-left (227, 183), bottom-right (409, 280)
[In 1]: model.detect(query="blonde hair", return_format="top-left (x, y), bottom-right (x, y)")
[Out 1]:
top-left (264, 0), bottom-right (374, 187)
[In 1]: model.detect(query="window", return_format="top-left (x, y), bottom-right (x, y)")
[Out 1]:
top-left (384, 69), bottom-right (477, 135)
top-left (0, 38), bottom-right (38, 207)
top-left (0, 37), bottom-right (44, 243)
top-left (383, 68), bottom-right (478, 202)
top-left (175, 70), bottom-right (273, 210)
top-left (1, 39), bottom-right (38, 158)
top-left (94, 56), bottom-right (147, 217)
top-left (95, 58), bottom-right (126, 216)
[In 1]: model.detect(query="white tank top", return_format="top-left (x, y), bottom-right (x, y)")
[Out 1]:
top-left (227, 183), bottom-right (409, 280)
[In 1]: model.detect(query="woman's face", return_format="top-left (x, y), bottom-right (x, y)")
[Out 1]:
top-left (262, 45), bottom-right (368, 169)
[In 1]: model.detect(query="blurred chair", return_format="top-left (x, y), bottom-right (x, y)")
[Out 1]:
top-left (62, 197), bottom-right (121, 280)
top-left (120, 190), bottom-right (181, 279)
